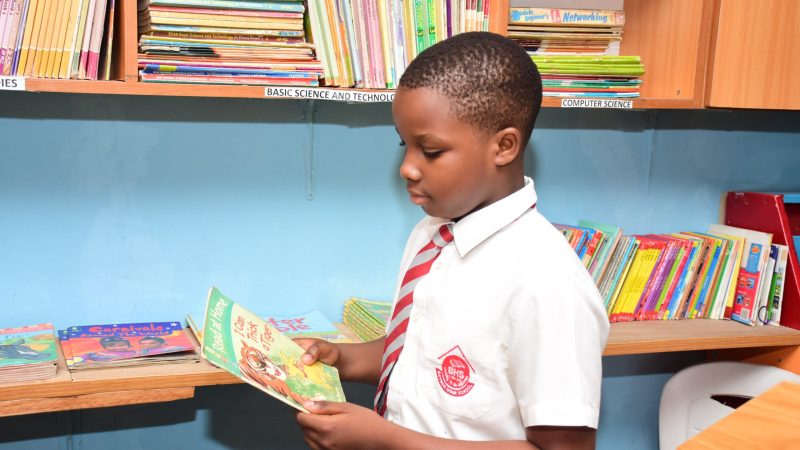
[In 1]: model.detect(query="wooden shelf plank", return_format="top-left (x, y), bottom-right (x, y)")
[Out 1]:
top-left (21, 79), bottom-right (700, 109)
top-left (0, 387), bottom-right (194, 417)
top-left (605, 320), bottom-right (800, 356)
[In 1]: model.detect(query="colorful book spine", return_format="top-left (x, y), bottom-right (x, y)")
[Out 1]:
top-left (508, 7), bottom-right (625, 26)
top-left (148, 0), bottom-right (306, 13)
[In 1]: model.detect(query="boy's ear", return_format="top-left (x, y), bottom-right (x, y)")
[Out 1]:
top-left (492, 127), bottom-right (523, 167)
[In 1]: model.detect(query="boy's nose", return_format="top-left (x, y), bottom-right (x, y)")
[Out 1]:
top-left (399, 153), bottom-right (421, 181)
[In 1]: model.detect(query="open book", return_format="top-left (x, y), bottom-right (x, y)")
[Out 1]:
top-left (201, 287), bottom-right (346, 412)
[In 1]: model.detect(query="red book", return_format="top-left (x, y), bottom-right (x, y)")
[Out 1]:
top-left (725, 192), bottom-right (800, 330)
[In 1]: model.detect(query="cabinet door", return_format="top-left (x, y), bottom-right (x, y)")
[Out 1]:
top-left (706, 0), bottom-right (800, 109)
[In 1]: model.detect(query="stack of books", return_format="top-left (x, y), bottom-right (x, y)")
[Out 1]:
top-left (186, 309), bottom-right (351, 343)
top-left (342, 297), bottom-right (391, 342)
top-left (59, 321), bottom-right (199, 370)
top-left (0, 0), bottom-right (116, 79)
top-left (505, 6), bottom-right (644, 98)
top-left (0, 323), bottom-right (58, 383)
top-left (305, 0), bottom-right (498, 89)
top-left (507, 7), bottom-right (625, 56)
top-left (557, 221), bottom-right (790, 327)
top-left (136, 0), bottom-right (323, 86)
top-left (531, 55), bottom-right (644, 98)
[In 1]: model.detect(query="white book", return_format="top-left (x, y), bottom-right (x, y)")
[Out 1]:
top-left (708, 224), bottom-right (773, 326)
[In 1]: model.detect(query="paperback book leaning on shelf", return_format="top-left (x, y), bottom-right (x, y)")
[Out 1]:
top-left (186, 309), bottom-right (351, 343)
top-left (59, 321), bottom-right (199, 370)
top-left (201, 287), bottom-right (346, 412)
top-left (0, 323), bottom-right (58, 383)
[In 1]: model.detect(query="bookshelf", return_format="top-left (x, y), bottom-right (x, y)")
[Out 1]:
top-left (1, 321), bottom-right (799, 417)
top-left (1, 0), bottom-right (799, 425)
top-left (8, 0), bottom-right (726, 109)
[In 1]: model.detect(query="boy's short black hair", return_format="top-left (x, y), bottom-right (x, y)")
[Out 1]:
top-left (398, 32), bottom-right (542, 145)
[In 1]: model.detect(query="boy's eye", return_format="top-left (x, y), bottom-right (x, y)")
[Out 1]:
top-left (422, 148), bottom-right (442, 159)
top-left (399, 138), bottom-right (406, 146)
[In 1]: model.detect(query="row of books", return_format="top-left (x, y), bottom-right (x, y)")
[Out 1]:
top-left (558, 221), bottom-right (789, 326)
top-left (0, 305), bottom-right (352, 383)
top-left (0, 0), bottom-right (116, 80)
top-left (307, 0), bottom-right (497, 89)
top-left (137, 0), bottom-right (324, 86)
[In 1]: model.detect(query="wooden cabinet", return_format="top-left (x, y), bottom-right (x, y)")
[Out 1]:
top-left (705, 0), bottom-right (800, 109)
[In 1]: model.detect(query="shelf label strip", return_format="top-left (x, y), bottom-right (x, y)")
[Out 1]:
top-left (265, 87), bottom-right (394, 103)
top-left (0, 76), bottom-right (25, 91)
top-left (561, 98), bottom-right (633, 109)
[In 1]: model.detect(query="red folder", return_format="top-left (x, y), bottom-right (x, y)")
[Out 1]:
top-left (725, 192), bottom-right (800, 330)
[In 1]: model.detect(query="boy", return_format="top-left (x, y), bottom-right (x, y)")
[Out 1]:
top-left (296, 32), bottom-right (609, 450)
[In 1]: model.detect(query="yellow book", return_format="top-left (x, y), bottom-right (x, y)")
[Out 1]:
top-left (612, 237), bottom-right (663, 321)
top-left (45, 0), bottom-right (69, 78)
top-left (16, 0), bottom-right (43, 75)
top-left (435, 0), bottom-right (445, 42)
top-left (32, 0), bottom-right (58, 77)
top-left (606, 238), bottom-right (639, 314)
top-left (324, 0), bottom-right (346, 86)
top-left (57, 0), bottom-right (82, 79)
top-left (403, 0), bottom-right (416, 60)
top-left (609, 236), bottom-right (646, 318)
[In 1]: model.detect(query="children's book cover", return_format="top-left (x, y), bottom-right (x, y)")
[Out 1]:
top-left (201, 287), bottom-right (346, 412)
top-left (65, 322), bottom-right (196, 367)
top-left (0, 323), bottom-right (58, 368)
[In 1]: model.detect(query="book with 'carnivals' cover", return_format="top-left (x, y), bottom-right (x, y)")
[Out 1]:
top-left (201, 287), bottom-right (345, 412)
top-left (61, 321), bottom-right (198, 369)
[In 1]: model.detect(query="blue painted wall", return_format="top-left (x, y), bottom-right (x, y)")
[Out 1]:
top-left (1, 91), bottom-right (798, 449)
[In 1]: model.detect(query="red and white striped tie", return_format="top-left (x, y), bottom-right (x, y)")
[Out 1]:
top-left (374, 223), bottom-right (454, 416)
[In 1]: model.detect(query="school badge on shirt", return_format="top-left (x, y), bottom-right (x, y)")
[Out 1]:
top-left (435, 345), bottom-right (475, 396)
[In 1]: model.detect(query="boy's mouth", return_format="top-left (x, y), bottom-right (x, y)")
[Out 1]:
top-left (407, 189), bottom-right (427, 204)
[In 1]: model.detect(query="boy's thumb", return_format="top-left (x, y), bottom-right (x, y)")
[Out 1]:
top-left (304, 400), bottom-right (346, 415)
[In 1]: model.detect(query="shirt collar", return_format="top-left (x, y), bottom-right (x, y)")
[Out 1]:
top-left (444, 176), bottom-right (537, 257)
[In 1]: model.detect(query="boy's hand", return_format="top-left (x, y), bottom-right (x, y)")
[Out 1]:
top-left (294, 338), bottom-right (340, 367)
top-left (297, 401), bottom-right (389, 450)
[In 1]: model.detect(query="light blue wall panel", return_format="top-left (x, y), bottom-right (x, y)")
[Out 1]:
top-left (1, 91), bottom-right (799, 449)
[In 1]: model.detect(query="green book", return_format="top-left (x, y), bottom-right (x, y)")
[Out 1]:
top-left (201, 287), bottom-right (345, 412)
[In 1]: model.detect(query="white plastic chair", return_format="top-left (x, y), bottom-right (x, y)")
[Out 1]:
top-left (659, 361), bottom-right (800, 450)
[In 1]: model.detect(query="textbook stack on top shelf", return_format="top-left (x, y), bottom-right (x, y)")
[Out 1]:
top-left (136, 0), bottom-right (323, 86)
top-left (506, 6), bottom-right (644, 98)
top-left (0, 0), bottom-right (116, 80)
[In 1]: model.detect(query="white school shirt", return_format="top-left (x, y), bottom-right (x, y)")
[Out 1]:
top-left (384, 177), bottom-right (609, 441)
